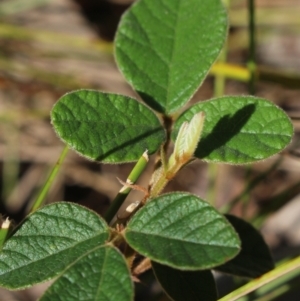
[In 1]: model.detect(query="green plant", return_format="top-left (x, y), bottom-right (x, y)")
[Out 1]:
top-left (0, 0), bottom-right (295, 300)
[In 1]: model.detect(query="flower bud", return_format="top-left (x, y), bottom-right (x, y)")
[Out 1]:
top-left (169, 112), bottom-right (205, 168)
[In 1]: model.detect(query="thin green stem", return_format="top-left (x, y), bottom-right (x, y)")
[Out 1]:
top-left (104, 150), bottom-right (149, 224)
top-left (219, 159), bottom-right (281, 214)
top-left (30, 146), bottom-right (69, 212)
top-left (251, 180), bottom-right (300, 228)
top-left (254, 277), bottom-right (300, 301)
top-left (253, 284), bottom-right (291, 301)
top-left (214, 47), bottom-right (227, 97)
top-left (241, 165), bottom-right (252, 218)
top-left (235, 0), bottom-right (256, 214)
top-left (207, 163), bottom-right (218, 206)
top-left (214, 0), bottom-right (230, 97)
top-left (251, 262), bottom-right (300, 301)
top-left (248, 0), bottom-right (256, 94)
top-left (218, 256), bottom-right (300, 301)
top-left (210, 0), bottom-right (231, 206)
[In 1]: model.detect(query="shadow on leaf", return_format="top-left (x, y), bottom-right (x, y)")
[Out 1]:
top-left (196, 104), bottom-right (256, 159)
top-left (95, 126), bottom-right (165, 161)
top-left (137, 91), bottom-right (166, 115)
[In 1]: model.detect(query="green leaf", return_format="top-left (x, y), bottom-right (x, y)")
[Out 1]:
top-left (51, 90), bottom-right (165, 163)
top-left (115, 0), bottom-right (227, 115)
top-left (40, 246), bottom-right (133, 301)
top-left (125, 192), bottom-right (240, 270)
top-left (172, 96), bottom-right (293, 164)
top-left (152, 261), bottom-right (217, 301)
top-left (0, 202), bottom-right (109, 289)
top-left (216, 215), bottom-right (274, 278)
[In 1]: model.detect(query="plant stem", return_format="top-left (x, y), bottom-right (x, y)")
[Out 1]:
top-left (251, 180), bottom-right (300, 228)
top-left (149, 166), bottom-right (169, 198)
top-left (248, 0), bottom-right (256, 94)
top-left (254, 277), bottom-right (300, 301)
top-left (207, 163), bottom-right (218, 206)
top-left (104, 150), bottom-right (149, 224)
top-left (219, 159), bottom-right (281, 214)
top-left (252, 263), bottom-right (300, 301)
top-left (211, 0), bottom-right (230, 205)
top-left (241, 165), bottom-right (252, 219)
top-left (214, 0), bottom-right (230, 97)
top-left (30, 146), bottom-right (69, 212)
top-left (218, 256), bottom-right (300, 301)
top-left (150, 112), bottom-right (205, 199)
top-left (149, 159), bottom-right (194, 199)
top-left (214, 48), bottom-right (227, 97)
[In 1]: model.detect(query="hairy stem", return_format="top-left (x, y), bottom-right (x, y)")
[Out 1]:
top-left (104, 150), bottom-right (149, 224)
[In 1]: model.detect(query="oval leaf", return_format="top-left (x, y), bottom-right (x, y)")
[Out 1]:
top-left (152, 261), bottom-right (217, 301)
top-left (215, 215), bottom-right (274, 278)
top-left (172, 96), bottom-right (293, 164)
top-left (0, 202), bottom-right (109, 289)
top-left (115, 0), bottom-right (227, 115)
top-left (40, 246), bottom-right (133, 301)
top-left (125, 192), bottom-right (240, 270)
top-left (51, 90), bottom-right (165, 163)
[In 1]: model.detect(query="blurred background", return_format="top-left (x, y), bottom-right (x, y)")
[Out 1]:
top-left (0, 0), bottom-right (300, 300)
